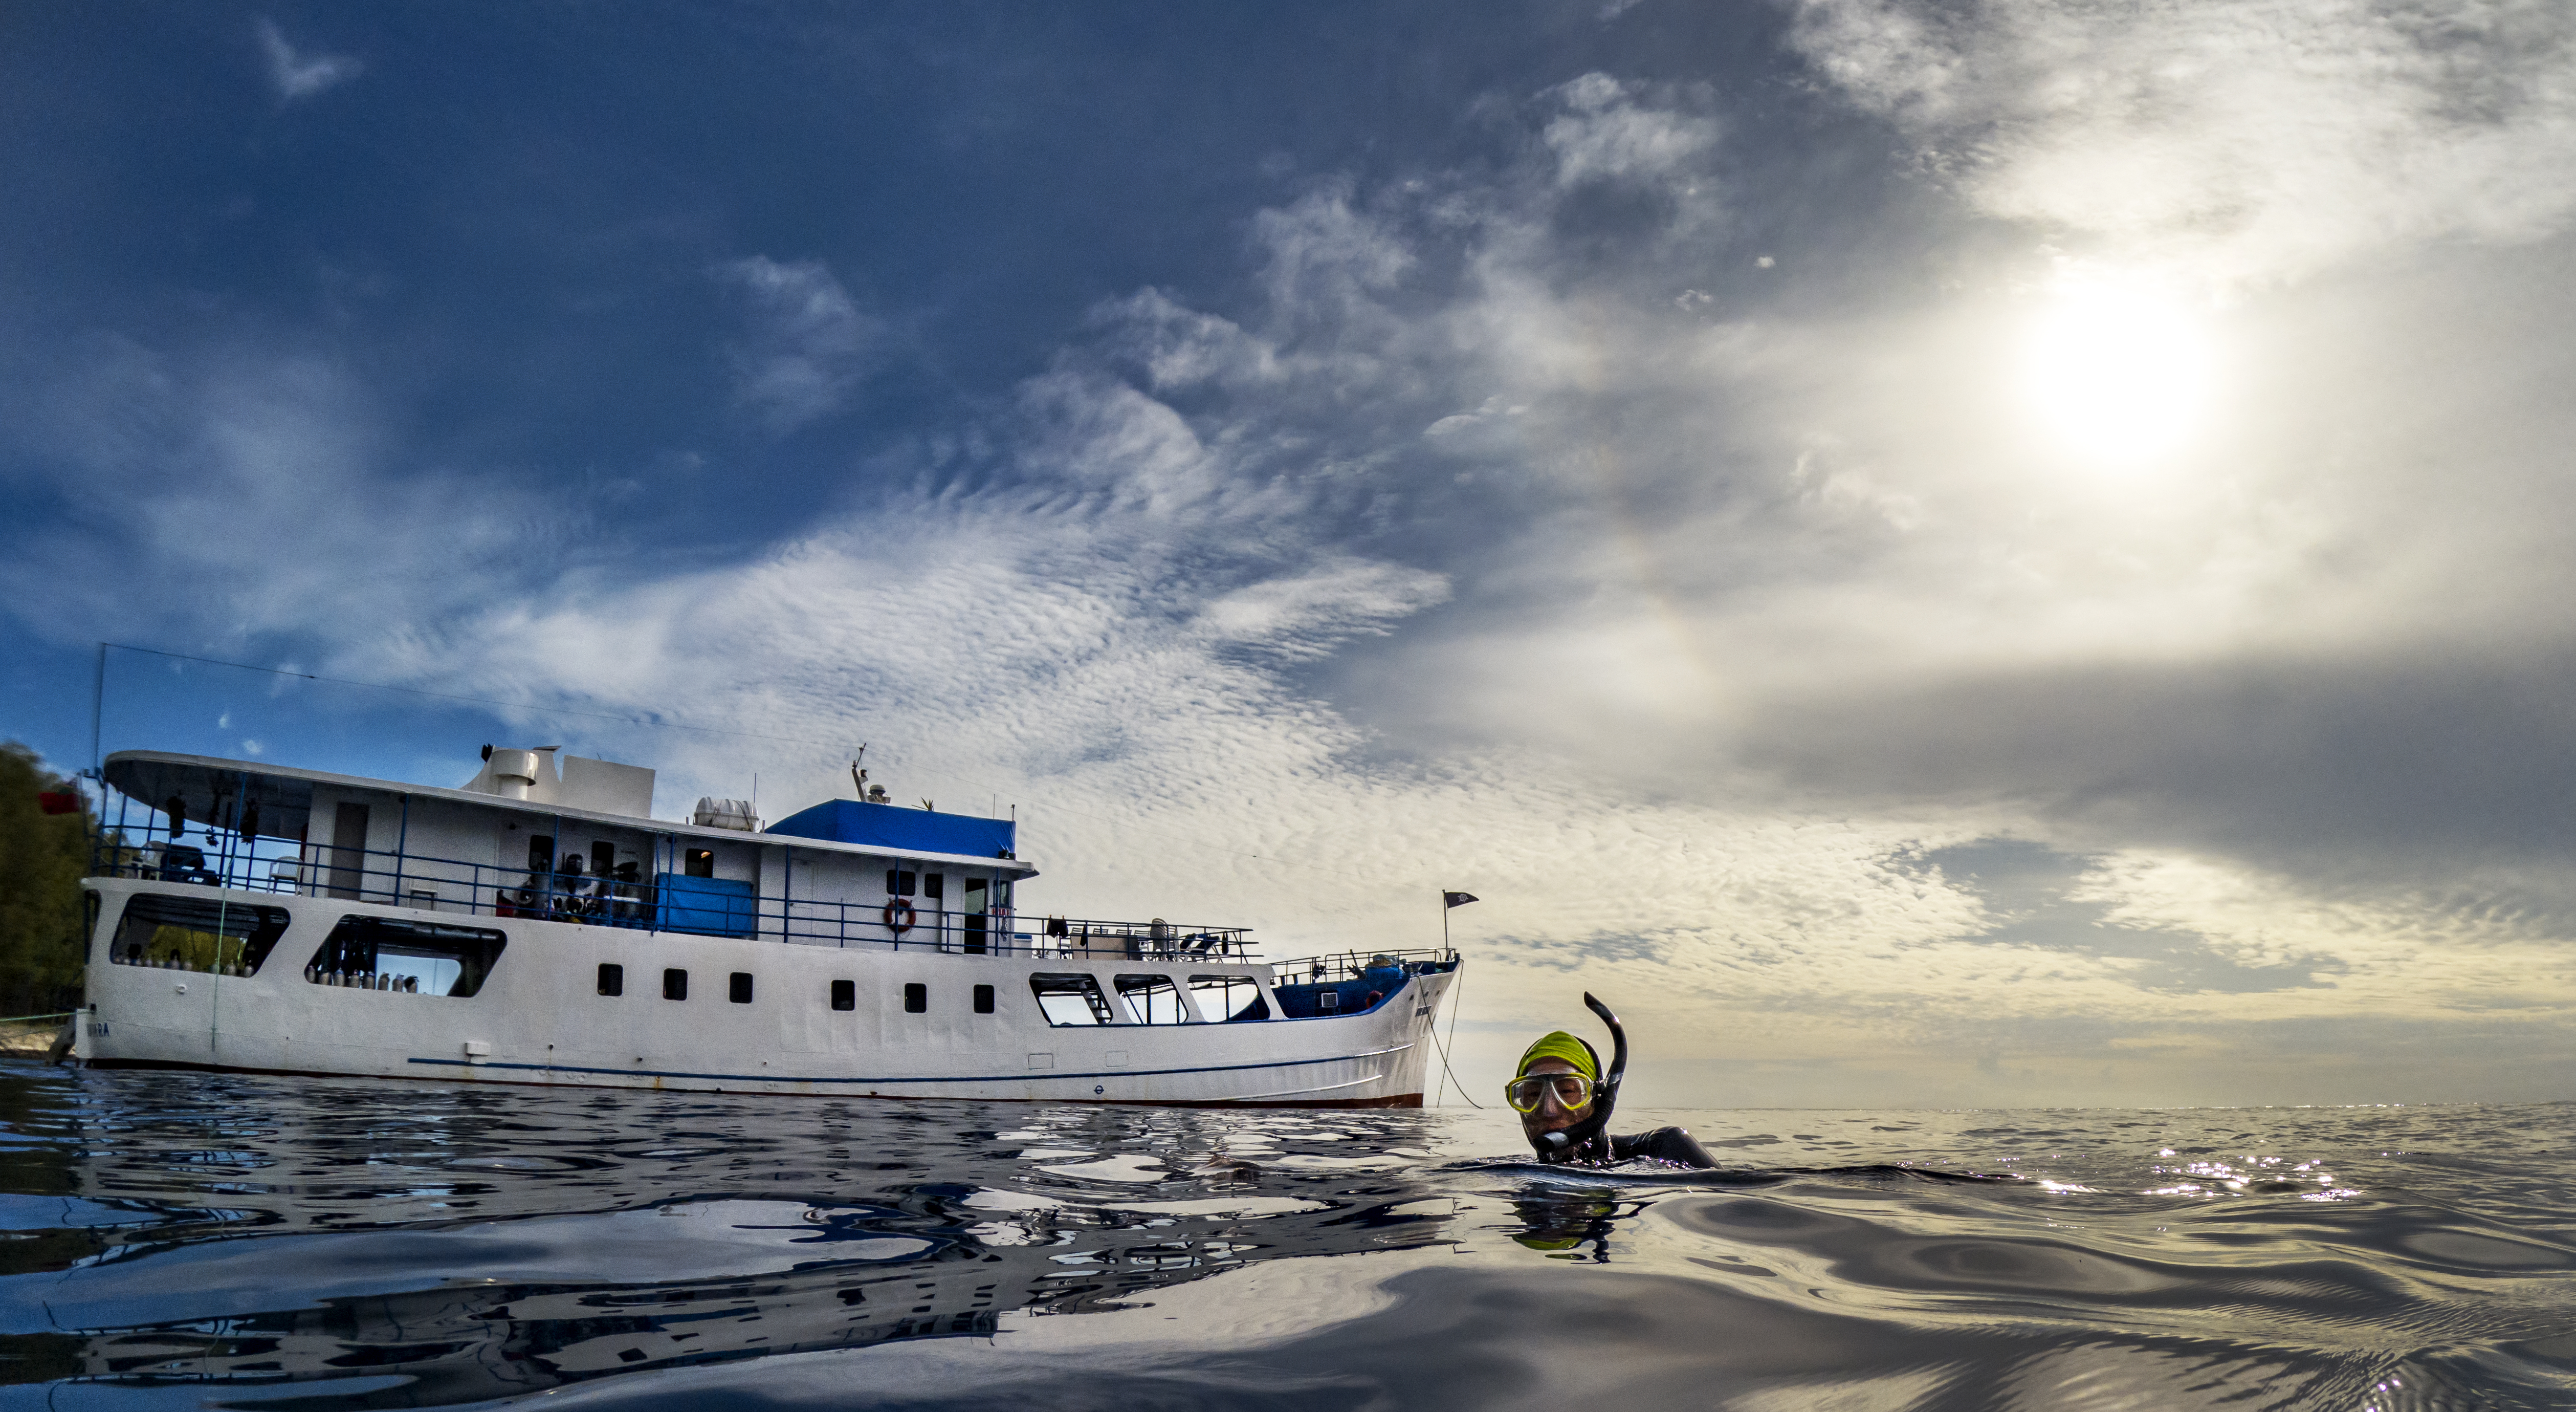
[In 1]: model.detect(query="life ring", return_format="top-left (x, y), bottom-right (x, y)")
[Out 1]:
top-left (883, 897), bottom-right (917, 935)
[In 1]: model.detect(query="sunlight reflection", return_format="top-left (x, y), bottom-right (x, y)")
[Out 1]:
top-left (2143, 1150), bottom-right (2354, 1202)
top-left (2019, 271), bottom-right (2215, 469)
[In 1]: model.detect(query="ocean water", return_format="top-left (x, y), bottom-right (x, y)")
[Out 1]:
top-left (2, 1065), bottom-right (2572, 1410)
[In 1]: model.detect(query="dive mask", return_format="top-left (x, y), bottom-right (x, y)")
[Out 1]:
top-left (1503, 1073), bottom-right (1599, 1112)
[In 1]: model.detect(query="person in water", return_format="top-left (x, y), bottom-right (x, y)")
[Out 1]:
top-left (1509, 1004), bottom-right (1715, 1167)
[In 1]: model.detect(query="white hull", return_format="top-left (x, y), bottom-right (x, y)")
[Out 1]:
top-left (77, 879), bottom-right (1453, 1107)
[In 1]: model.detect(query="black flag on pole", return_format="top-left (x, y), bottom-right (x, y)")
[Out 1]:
top-left (1443, 891), bottom-right (1478, 908)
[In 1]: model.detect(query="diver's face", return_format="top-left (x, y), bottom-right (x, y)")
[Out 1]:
top-left (1517, 1057), bottom-right (1595, 1138)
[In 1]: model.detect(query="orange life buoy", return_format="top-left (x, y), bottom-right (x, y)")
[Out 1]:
top-left (883, 897), bottom-right (917, 935)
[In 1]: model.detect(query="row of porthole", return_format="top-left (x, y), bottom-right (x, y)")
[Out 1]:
top-left (592, 964), bottom-right (999, 1015)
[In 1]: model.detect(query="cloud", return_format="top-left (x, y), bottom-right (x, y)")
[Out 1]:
top-left (1787, 0), bottom-right (2576, 284)
top-left (714, 256), bottom-right (886, 432)
top-left (1899, 837), bottom-right (2349, 994)
top-left (1542, 74), bottom-right (1719, 188)
top-left (1191, 559), bottom-right (1451, 661)
top-left (0, 332), bottom-right (578, 654)
top-left (257, 18), bottom-right (363, 102)
top-left (22, 35), bottom-right (2576, 1104)
top-left (1248, 184), bottom-right (1418, 342)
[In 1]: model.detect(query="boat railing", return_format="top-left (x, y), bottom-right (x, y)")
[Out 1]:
top-left (1271, 947), bottom-right (1461, 984)
top-left (85, 820), bottom-right (1253, 960)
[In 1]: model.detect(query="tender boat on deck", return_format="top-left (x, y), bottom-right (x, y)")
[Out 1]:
top-left (72, 746), bottom-right (1458, 1106)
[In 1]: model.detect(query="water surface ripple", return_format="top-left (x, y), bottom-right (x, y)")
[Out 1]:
top-left (1, 1065), bottom-right (2571, 1409)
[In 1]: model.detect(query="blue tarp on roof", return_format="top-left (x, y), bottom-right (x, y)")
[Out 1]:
top-left (764, 799), bottom-right (1016, 858)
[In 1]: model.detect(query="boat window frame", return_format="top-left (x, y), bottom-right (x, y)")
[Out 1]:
top-left (1114, 972), bottom-right (1188, 1025)
top-left (304, 914), bottom-right (505, 997)
top-left (1187, 973), bottom-right (1270, 1023)
top-left (112, 893), bottom-right (293, 974)
top-left (1029, 972), bottom-right (1115, 1027)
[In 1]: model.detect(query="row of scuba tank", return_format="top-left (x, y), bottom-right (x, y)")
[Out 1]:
top-left (121, 952), bottom-right (252, 977)
top-left (303, 968), bottom-right (421, 992)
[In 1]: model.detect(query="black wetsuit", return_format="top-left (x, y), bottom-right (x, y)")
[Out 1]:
top-left (1538, 1126), bottom-right (1716, 1168)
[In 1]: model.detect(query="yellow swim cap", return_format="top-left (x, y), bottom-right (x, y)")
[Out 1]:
top-left (1516, 1030), bottom-right (1599, 1081)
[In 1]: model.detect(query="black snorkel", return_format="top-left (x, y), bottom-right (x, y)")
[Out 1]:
top-left (1530, 991), bottom-right (1630, 1162)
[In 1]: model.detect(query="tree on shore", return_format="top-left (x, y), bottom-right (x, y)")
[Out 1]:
top-left (0, 742), bottom-right (89, 1016)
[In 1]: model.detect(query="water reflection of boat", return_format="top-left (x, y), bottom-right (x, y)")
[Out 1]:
top-left (75, 745), bottom-right (1460, 1105)
top-left (36, 1154), bottom-right (1457, 1399)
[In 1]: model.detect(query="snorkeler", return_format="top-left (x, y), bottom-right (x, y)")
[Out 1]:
top-left (1508, 993), bottom-right (1716, 1168)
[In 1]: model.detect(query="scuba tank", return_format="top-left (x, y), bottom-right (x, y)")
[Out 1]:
top-left (1530, 991), bottom-right (1628, 1162)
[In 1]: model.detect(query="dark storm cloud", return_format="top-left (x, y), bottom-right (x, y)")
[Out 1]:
top-left (1758, 648), bottom-right (2576, 901)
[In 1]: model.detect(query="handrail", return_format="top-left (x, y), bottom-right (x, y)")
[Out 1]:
top-left (1273, 947), bottom-right (1460, 984)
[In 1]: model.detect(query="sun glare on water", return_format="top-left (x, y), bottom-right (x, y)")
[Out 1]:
top-left (2019, 275), bottom-right (2215, 470)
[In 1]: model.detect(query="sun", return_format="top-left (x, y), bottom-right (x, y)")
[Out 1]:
top-left (2018, 275), bottom-right (2215, 469)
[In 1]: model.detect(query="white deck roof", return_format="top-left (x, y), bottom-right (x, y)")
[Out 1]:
top-left (101, 750), bottom-right (1042, 879)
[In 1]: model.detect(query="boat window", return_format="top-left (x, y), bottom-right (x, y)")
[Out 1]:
top-left (1116, 973), bottom-right (1186, 1024)
top-left (685, 849), bottom-right (715, 879)
top-left (973, 983), bottom-right (995, 1014)
top-left (590, 841), bottom-right (614, 876)
top-left (527, 835), bottom-right (555, 872)
top-left (830, 979), bottom-right (855, 1011)
top-left (305, 916), bottom-right (504, 997)
top-left (598, 963), bottom-right (624, 996)
top-left (112, 894), bottom-right (291, 974)
top-left (664, 967), bottom-right (688, 1001)
top-left (923, 873), bottom-right (943, 901)
top-left (730, 971), bottom-right (754, 1004)
top-left (995, 881), bottom-right (1014, 910)
top-left (903, 982), bottom-right (927, 1013)
top-left (1029, 973), bottom-right (1114, 1026)
top-left (1188, 974), bottom-right (1269, 1023)
top-left (885, 869), bottom-right (917, 896)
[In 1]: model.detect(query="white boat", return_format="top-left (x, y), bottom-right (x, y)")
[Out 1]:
top-left (72, 746), bottom-right (1459, 1106)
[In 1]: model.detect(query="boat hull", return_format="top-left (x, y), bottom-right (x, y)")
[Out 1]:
top-left (76, 879), bottom-right (1454, 1106)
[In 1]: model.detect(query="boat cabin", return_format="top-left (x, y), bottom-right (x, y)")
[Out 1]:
top-left (91, 747), bottom-right (1246, 962)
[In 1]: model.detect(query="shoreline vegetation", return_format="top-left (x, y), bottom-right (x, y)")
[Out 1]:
top-left (0, 1019), bottom-right (65, 1058)
top-left (2, 741), bottom-right (91, 1022)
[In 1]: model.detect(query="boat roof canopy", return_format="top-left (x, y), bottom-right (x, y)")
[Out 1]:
top-left (767, 798), bottom-right (1015, 859)
top-left (99, 750), bottom-right (1040, 878)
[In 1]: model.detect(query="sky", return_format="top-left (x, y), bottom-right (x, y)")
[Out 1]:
top-left (7, 1), bottom-right (2576, 1108)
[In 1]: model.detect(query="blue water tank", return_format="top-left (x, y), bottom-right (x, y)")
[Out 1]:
top-left (655, 874), bottom-right (757, 938)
